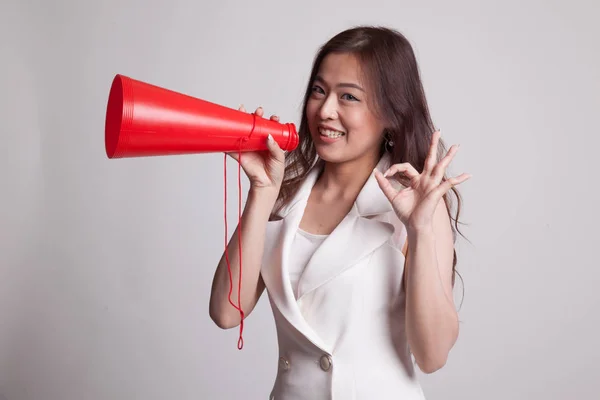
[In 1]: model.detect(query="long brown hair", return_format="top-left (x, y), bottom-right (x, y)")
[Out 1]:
top-left (274, 26), bottom-right (466, 289)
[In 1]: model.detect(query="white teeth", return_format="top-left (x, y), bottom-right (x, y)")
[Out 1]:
top-left (319, 128), bottom-right (345, 138)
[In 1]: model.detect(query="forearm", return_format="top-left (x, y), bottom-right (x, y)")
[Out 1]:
top-left (404, 225), bottom-right (459, 373)
top-left (209, 188), bottom-right (277, 328)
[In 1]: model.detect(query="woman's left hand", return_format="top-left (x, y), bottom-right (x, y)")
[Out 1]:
top-left (374, 130), bottom-right (471, 231)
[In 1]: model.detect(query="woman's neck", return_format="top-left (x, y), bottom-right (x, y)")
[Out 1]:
top-left (315, 154), bottom-right (380, 200)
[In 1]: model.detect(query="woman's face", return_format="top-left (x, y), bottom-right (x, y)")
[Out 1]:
top-left (306, 52), bottom-right (386, 165)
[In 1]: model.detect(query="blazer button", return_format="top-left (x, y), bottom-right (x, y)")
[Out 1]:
top-left (319, 354), bottom-right (332, 371)
top-left (279, 356), bottom-right (290, 371)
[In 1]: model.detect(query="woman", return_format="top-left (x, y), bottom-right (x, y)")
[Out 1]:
top-left (209, 25), bottom-right (471, 399)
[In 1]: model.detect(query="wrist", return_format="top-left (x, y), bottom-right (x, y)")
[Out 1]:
top-left (406, 223), bottom-right (435, 238)
top-left (248, 185), bottom-right (280, 203)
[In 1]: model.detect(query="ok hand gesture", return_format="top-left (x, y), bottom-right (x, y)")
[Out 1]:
top-left (374, 130), bottom-right (471, 231)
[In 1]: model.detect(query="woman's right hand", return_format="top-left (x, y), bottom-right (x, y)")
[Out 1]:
top-left (226, 105), bottom-right (286, 194)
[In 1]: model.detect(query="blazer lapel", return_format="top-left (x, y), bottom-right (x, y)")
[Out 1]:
top-left (261, 154), bottom-right (398, 351)
top-left (296, 154), bottom-right (396, 300)
top-left (261, 164), bottom-right (332, 353)
top-left (295, 212), bottom-right (393, 300)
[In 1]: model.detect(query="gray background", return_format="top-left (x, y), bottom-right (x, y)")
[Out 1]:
top-left (1, 0), bottom-right (599, 399)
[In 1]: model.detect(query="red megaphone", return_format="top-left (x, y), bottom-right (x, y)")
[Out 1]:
top-left (104, 74), bottom-right (299, 158)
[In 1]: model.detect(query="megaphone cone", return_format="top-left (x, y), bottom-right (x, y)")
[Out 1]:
top-left (104, 74), bottom-right (299, 158)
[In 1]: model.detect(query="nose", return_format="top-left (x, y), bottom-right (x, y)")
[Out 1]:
top-left (318, 95), bottom-right (338, 120)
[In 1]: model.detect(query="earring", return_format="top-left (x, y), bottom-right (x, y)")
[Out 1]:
top-left (384, 132), bottom-right (394, 152)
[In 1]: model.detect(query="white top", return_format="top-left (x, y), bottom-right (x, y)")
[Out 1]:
top-left (262, 154), bottom-right (424, 400)
top-left (288, 228), bottom-right (328, 299)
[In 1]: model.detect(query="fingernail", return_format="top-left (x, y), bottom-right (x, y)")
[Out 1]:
top-left (267, 134), bottom-right (273, 141)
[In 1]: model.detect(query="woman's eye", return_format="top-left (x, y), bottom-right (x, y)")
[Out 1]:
top-left (311, 86), bottom-right (324, 94)
top-left (342, 93), bottom-right (359, 101)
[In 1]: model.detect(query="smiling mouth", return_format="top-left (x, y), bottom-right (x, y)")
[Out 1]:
top-left (319, 127), bottom-right (345, 138)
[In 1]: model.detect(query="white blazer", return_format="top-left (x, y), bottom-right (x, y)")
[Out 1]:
top-left (260, 154), bottom-right (426, 400)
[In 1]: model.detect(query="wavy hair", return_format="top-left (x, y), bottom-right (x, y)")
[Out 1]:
top-left (274, 26), bottom-right (466, 289)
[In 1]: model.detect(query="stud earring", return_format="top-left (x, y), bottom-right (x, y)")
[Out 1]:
top-left (384, 132), bottom-right (394, 152)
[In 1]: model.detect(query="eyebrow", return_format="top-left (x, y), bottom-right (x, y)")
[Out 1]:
top-left (314, 75), bottom-right (365, 92)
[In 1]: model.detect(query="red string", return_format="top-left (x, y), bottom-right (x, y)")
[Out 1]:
top-left (224, 140), bottom-right (246, 350)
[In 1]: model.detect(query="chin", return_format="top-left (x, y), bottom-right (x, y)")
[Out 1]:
top-left (314, 140), bottom-right (383, 167)
top-left (314, 144), bottom-right (352, 164)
